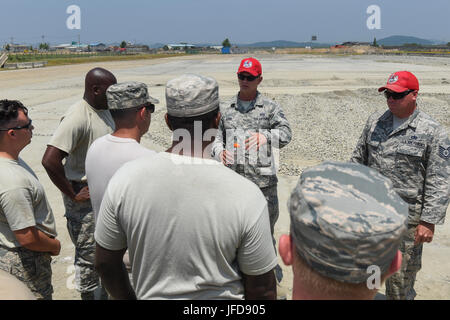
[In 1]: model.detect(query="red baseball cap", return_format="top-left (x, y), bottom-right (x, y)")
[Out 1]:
top-left (378, 71), bottom-right (419, 93)
top-left (237, 57), bottom-right (262, 76)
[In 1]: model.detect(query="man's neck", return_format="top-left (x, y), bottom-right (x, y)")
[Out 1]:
top-left (112, 128), bottom-right (141, 143)
top-left (390, 105), bottom-right (416, 119)
top-left (239, 90), bottom-right (258, 101)
top-left (83, 96), bottom-right (106, 111)
top-left (293, 284), bottom-right (375, 300)
top-left (0, 150), bottom-right (18, 160)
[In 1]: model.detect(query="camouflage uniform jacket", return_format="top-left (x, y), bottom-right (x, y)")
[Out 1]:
top-left (212, 92), bottom-right (292, 188)
top-left (351, 108), bottom-right (450, 226)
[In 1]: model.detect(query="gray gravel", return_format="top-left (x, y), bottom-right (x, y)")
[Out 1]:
top-left (144, 89), bottom-right (450, 176)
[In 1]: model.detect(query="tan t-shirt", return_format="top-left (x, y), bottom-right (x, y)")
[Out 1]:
top-left (48, 99), bottom-right (115, 182)
top-left (0, 158), bottom-right (57, 248)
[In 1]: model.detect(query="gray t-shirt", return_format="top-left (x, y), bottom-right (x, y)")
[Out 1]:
top-left (85, 134), bottom-right (157, 221)
top-left (48, 99), bottom-right (115, 182)
top-left (393, 114), bottom-right (410, 131)
top-left (95, 152), bottom-right (277, 300)
top-left (0, 158), bottom-right (57, 248)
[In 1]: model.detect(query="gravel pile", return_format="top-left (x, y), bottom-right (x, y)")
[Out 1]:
top-left (144, 89), bottom-right (450, 176)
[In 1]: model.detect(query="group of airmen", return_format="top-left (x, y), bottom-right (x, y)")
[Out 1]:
top-left (0, 57), bottom-right (448, 300)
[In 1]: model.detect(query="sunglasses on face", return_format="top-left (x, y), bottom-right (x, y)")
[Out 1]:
top-left (238, 73), bottom-right (260, 82)
top-left (384, 90), bottom-right (414, 100)
top-left (0, 119), bottom-right (32, 131)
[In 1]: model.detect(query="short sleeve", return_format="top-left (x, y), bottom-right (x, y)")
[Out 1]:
top-left (1, 188), bottom-right (36, 231)
top-left (94, 186), bottom-right (127, 251)
top-left (237, 203), bottom-right (277, 275)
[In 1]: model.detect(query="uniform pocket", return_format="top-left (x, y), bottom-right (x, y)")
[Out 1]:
top-left (395, 144), bottom-right (426, 189)
top-left (395, 144), bottom-right (425, 170)
top-left (397, 144), bottom-right (425, 157)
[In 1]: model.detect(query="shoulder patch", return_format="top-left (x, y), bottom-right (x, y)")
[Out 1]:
top-left (438, 146), bottom-right (450, 160)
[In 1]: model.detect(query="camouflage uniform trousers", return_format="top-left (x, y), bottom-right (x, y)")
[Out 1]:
top-left (260, 184), bottom-right (283, 283)
top-left (385, 224), bottom-right (423, 300)
top-left (0, 245), bottom-right (52, 300)
top-left (63, 193), bottom-right (100, 296)
top-left (260, 184), bottom-right (279, 239)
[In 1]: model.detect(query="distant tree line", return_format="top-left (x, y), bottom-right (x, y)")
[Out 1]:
top-left (222, 38), bottom-right (231, 47)
top-left (39, 43), bottom-right (49, 50)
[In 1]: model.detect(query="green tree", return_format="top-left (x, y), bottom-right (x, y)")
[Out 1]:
top-left (39, 43), bottom-right (49, 50)
top-left (5, 44), bottom-right (10, 51)
top-left (447, 42), bottom-right (450, 47)
top-left (163, 45), bottom-right (169, 51)
top-left (372, 37), bottom-right (377, 47)
top-left (222, 38), bottom-right (231, 47)
top-left (120, 41), bottom-right (127, 48)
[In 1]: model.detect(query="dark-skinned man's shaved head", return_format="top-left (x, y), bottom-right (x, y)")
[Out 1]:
top-left (84, 68), bottom-right (117, 110)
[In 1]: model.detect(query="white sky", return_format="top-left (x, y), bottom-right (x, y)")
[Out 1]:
top-left (1, 0), bottom-right (449, 45)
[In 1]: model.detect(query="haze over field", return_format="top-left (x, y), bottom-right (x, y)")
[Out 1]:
top-left (0, 0), bottom-right (449, 46)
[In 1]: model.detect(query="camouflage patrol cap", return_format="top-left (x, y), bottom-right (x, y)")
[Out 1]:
top-left (289, 161), bottom-right (408, 284)
top-left (107, 81), bottom-right (159, 110)
top-left (165, 74), bottom-right (219, 117)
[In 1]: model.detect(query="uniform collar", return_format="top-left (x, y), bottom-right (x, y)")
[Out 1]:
top-left (386, 108), bottom-right (420, 137)
top-left (83, 98), bottom-right (108, 114)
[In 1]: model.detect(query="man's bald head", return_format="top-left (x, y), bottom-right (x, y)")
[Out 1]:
top-left (84, 68), bottom-right (117, 110)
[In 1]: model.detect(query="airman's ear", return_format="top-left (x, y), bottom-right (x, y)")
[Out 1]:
top-left (139, 106), bottom-right (147, 119)
top-left (213, 111), bottom-right (221, 129)
top-left (279, 234), bottom-right (294, 266)
top-left (164, 113), bottom-right (173, 131)
top-left (387, 250), bottom-right (402, 277)
top-left (92, 85), bottom-right (101, 96)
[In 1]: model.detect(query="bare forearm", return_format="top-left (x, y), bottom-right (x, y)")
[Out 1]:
top-left (98, 263), bottom-right (136, 300)
top-left (95, 245), bottom-right (136, 300)
top-left (243, 270), bottom-right (276, 300)
top-left (15, 228), bottom-right (60, 254)
top-left (42, 160), bottom-right (76, 199)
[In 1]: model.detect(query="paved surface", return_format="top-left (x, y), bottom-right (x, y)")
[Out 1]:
top-left (1, 54), bottom-right (449, 299)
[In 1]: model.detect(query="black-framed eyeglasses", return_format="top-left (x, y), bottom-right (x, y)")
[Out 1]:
top-left (238, 73), bottom-right (260, 82)
top-left (0, 119), bottom-right (32, 131)
top-left (384, 90), bottom-right (414, 100)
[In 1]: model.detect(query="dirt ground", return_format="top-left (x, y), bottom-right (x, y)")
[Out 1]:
top-left (1, 54), bottom-right (449, 300)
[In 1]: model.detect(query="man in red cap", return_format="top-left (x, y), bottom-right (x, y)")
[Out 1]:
top-left (212, 57), bottom-right (292, 287)
top-left (351, 71), bottom-right (450, 300)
